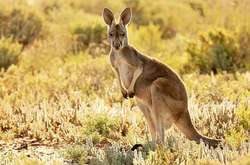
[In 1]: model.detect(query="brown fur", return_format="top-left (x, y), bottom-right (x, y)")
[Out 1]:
top-left (103, 8), bottom-right (221, 148)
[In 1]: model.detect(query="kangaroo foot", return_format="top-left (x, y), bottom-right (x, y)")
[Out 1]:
top-left (131, 143), bottom-right (144, 151)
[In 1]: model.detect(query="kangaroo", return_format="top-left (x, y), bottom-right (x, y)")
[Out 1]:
top-left (102, 7), bottom-right (221, 148)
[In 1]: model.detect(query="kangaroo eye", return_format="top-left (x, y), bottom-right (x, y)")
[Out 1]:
top-left (109, 33), bottom-right (113, 37)
top-left (121, 33), bottom-right (125, 37)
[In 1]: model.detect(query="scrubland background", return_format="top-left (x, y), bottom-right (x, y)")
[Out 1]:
top-left (0, 0), bottom-right (250, 164)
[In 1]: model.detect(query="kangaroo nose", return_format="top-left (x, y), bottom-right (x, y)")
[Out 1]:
top-left (113, 42), bottom-right (121, 49)
top-left (114, 45), bottom-right (120, 49)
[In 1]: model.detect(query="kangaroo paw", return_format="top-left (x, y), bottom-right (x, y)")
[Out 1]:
top-left (121, 91), bottom-right (128, 99)
top-left (127, 91), bottom-right (135, 98)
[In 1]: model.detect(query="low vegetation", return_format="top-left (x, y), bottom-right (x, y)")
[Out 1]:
top-left (0, 0), bottom-right (249, 164)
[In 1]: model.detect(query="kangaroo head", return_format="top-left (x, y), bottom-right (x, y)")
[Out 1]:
top-left (102, 8), bottom-right (131, 50)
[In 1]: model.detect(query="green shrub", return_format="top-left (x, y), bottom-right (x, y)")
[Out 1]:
top-left (83, 113), bottom-right (121, 144)
top-left (236, 102), bottom-right (250, 131)
top-left (225, 128), bottom-right (247, 148)
top-left (0, 38), bottom-right (22, 69)
top-left (0, 7), bottom-right (43, 46)
top-left (184, 29), bottom-right (241, 73)
top-left (101, 146), bottom-right (134, 165)
top-left (129, 23), bottom-right (166, 55)
top-left (71, 22), bottom-right (107, 55)
top-left (62, 145), bottom-right (88, 164)
top-left (237, 27), bottom-right (250, 70)
top-left (146, 146), bottom-right (178, 165)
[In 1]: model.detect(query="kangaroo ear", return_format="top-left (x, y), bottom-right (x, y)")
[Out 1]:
top-left (103, 8), bottom-right (114, 26)
top-left (120, 8), bottom-right (132, 25)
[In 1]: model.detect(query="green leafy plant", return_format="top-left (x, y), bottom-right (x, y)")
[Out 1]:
top-left (62, 145), bottom-right (88, 164)
top-left (83, 113), bottom-right (121, 144)
top-left (0, 37), bottom-right (22, 69)
top-left (185, 29), bottom-right (243, 73)
top-left (71, 22), bottom-right (107, 55)
top-left (0, 7), bottom-right (43, 46)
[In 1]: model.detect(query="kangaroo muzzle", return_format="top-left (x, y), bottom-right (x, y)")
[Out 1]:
top-left (113, 41), bottom-right (122, 50)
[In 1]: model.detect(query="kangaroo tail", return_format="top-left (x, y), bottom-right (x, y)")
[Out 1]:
top-left (174, 110), bottom-right (221, 148)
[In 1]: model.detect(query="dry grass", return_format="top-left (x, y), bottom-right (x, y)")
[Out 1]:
top-left (0, 0), bottom-right (250, 164)
top-left (0, 70), bottom-right (249, 164)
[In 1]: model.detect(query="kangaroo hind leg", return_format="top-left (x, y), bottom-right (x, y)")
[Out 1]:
top-left (137, 101), bottom-right (157, 144)
top-left (150, 82), bottom-right (174, 144)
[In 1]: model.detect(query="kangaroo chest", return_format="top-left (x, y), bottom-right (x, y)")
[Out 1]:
top-left (112, 54), bottom-right (135, 89)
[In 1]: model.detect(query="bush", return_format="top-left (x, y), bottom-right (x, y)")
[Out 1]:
top-left (62, 145), bottom-right (88, 164)
top-left (129, 23), bottom-right (166, 55)
top-left (184, 29), bottom-right (243, 73)
top-left (237, 27), bottom-right (250, 70)
top-left (83, 113), bottom-right (121, 144)
top-left (71, 22), bottom-right (107, 56)
top-left (235, 102), bottom-right (250, 131)
top-left (0, 38), bottom-right (22, 69)
top-left (146, 146), bottom-right (178, 165)
top-left (225, 128), bottom-right (247, 148)
top-left (0, 7), bottom-right (43, 46)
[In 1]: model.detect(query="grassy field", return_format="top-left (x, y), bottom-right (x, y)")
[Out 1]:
top-left (0, 0), bottom-right (250, 164)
